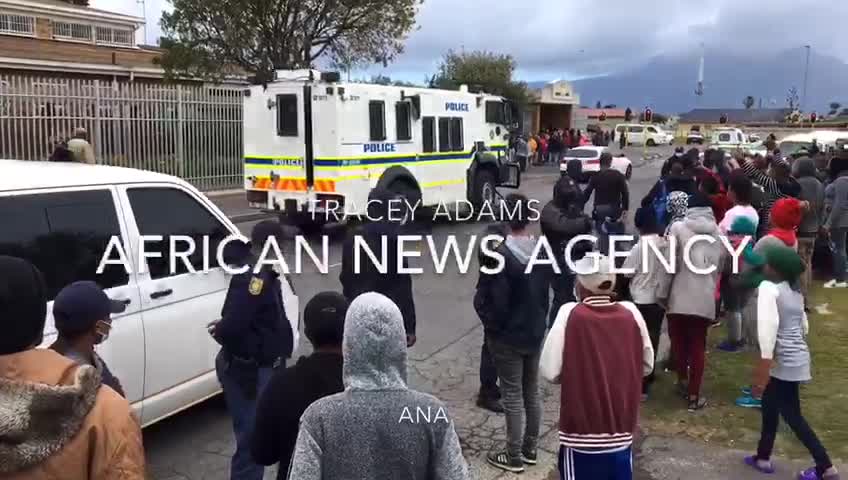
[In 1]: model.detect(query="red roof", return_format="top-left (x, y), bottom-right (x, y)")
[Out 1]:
top-left (580, 108), bottom-right (627, 119)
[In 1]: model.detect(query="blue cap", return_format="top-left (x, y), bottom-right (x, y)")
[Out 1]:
top-left (53, 281), bottom-right (126, 335)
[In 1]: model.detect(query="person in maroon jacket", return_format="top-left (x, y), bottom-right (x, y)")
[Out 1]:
top-left (540, 254), bottom-right (654, 480)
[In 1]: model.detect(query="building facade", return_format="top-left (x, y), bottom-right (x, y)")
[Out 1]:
top-left (523, 80), bottom-right (580, 134)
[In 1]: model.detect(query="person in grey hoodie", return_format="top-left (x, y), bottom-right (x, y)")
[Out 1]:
top-left (476, 193), bottom-right (549, 474)
top-left (666, 193), bottom-right (726, 411)
top-left (286, 292), bottom-right (468, 480)
top-left (823, 155), bottom-right (848, 289)
top-left (793, 157), bottom-right (825, 303)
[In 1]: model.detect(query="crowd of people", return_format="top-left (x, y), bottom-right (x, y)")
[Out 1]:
top-left (514, 127), bottom-right (615, 167)
top-left (2, 138), bottom-right (847, 480)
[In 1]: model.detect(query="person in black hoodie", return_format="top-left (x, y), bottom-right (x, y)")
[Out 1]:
top-left (340, 187), bottom-right (417, 347)
top-left (476, 193), bottom-right (550, 473)
top-left (541, 175), bottom-right (592, 326)
top-left (252, 291), bottom-right (347, 479)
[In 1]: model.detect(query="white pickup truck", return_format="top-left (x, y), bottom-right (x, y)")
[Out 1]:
top-left (709, 127), bottom-right (762, 154)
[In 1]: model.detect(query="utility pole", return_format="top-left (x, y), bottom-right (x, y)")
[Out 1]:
top-left (802, 45), bottom-right (811, 111)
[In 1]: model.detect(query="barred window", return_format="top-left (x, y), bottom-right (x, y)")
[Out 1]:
top-left (0, 13), bottom-right (35, 35)
top-left (53, 21), bottom-right (92, 41)
top-left (96, 26), bottom-right (133, 46)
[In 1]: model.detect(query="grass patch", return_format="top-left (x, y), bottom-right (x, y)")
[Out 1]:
top-left (641, 284), bottom-right (848, 462)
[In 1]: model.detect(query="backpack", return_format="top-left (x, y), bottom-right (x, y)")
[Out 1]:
top-left (652, 181), bottom-right (669, 228)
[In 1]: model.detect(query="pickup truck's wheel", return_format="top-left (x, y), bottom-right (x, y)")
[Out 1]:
top-left (471, 169), bottom-right (496, 212)
top-left (625, 165), bottom-right (633, 180)
top-left (387, 180), bottom-right (421, 226)
top-left (646, 139), bottom-right (656, 147)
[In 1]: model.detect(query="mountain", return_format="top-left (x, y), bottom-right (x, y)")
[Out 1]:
top-left (531, 48), bottom-right (848, 115)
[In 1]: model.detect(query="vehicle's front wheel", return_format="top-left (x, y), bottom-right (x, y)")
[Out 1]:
top-left (646, 139), bottom-right (656, 147)
top-left (471, 169), bottom-right (497, 213)
top-left (387, 180), bottom-right (422, 226)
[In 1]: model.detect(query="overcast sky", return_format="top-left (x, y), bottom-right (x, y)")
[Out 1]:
top-left (93, 0), bottom-right (847, 81)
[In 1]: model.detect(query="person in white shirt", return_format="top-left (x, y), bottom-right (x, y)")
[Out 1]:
top-left (622, 207), bottom-right (672, 401)
top-left (719, 172), bottom-right (760, 234)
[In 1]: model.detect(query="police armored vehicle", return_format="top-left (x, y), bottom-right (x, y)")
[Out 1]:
top-left (243, 69), bottom-right (521, 229)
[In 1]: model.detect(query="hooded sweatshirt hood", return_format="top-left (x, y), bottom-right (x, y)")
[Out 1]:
top-left (505, 234), bottom-right (537, 265)
top-left (683, 206), bottom-right (719, 234)
top-left (342, 292), bottom-right (407, 391)
top-left (0, 354), bottom-right (100, 474)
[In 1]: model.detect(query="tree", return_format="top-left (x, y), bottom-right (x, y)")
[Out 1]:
top-left (743, 95), bottom-right (755, 110)
top-left (829, 102), bottom-right (842, 116)
top-left (786, 87), bottom-right (800, 110)
top-left (157, 0), bottom-right (422, 83)
top-left (595, 101), bottom-right (602, 109)
top-left (361, 74), bottom-right (419, 87)
top-left (430, 49), bottom-right (529, 106)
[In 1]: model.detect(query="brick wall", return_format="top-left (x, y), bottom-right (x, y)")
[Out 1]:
top-left (0, 35), bottom-right (160, 69)
top-left (35, 17), bottom-right (52, 39)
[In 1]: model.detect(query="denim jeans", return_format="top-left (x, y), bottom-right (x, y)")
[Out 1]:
top-left (831, 227), bottom-right (848, 282)
top-left (487, 337), bottom-right (542, 461)
top-left (549, 270), bottom-right (576, 328)
top-left (216, 350), bottom-right (274, 480)
top-left (479, 341), bottom-right (500, 399)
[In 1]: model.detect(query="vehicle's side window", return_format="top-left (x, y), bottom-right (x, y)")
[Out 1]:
top-left (127, 187), bottom-right (230, 279)
top-left (449, 118), bottom-right (464, 151)
top-left (616, 126), bottom-right (625, 133)
top-left (438, 117), bottom-right (451, 152)
top-left (719, 133), bottom-right (731, 142)
top-left (628, 126), bottom-right (644, 133)
top-left (0, 190), bottom-right (129, 301)
top-left (737, 133), bottom-right (744, 143)
top-left (648, 127), bottom-right (657, 133)
top-left (369, 100), bottom-right (386, 141)
top-left (422, 116), bottom-right (436, 153)
top-left (485, 101), bottom-right (502, 124)
top-left (276, 94), bottom-right (298, 137)
top-left (395, 102), bottom-right (412, 141)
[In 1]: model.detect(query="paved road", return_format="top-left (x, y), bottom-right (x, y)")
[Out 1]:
top-left (143, 147), bottom-right (670, 480)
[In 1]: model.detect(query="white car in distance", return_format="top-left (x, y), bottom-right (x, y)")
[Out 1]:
top-left (561, 146), bottom-right (632, 183)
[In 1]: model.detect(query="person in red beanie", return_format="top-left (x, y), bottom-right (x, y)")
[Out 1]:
top-left (764, 198), bottom-right (803, 251)
top-left (739, 198), bottom-right (804, 355)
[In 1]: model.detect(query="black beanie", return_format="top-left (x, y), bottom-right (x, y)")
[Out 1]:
top-left (0, 256), bottom-right (48, 355)
top-left (304, 292), bottom-right (349, 347)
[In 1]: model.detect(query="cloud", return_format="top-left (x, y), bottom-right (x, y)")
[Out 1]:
top-left (91, 0), bottom-right (847, 80)
top-left (371, 0), bottom-right (847, 81)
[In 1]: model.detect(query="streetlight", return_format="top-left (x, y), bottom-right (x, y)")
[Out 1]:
top-left (802, 45), bottom-right (811, 111)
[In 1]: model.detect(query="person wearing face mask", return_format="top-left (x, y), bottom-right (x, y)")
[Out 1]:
top-left (0, 256), bottom-right (145, 479)
top-left (50, 280), bottom-right (128, 397)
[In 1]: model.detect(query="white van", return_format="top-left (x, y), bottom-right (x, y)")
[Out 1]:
top-left (779, 131), bottom-right (848, 157)
top-left (614, 123), bottom-right (674, 147)
top-left (0, 160), bottom-right (299, 428)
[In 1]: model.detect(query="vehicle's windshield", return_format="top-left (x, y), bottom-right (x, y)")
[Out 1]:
top-left (564, 149), bottom-right (599, 158)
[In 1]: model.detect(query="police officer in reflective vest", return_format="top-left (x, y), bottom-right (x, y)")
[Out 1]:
top-left (209, 220), bottom-right (294, 480)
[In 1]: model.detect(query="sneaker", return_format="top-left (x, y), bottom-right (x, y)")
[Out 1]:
top-left (799, 466), bottom-right (841, 480)
top-left (476, 396), bottom-right (504, 414)
top-left (688, 396), bottom-right (707, 412)
top-left (486, 451), bottom-right (524, 473)
top-left (717, 340), bottom-right (744, 353)
top-left (736, 395), bottom-right (762, 409)
top-left (741, 386), bottom-right (752, 396)
top-left (521, 450), bottom-right (538, 465)
top-left (824, 280), bottom-right (848, 289)
top-left (744, 455), bottom-right (776, 474)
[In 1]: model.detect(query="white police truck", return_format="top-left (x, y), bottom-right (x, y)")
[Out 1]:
top-left (243, 69), bottom-right (521, 230)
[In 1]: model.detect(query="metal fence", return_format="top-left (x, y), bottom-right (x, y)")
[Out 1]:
top-left (0, 74), bottom-right (244, 191)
